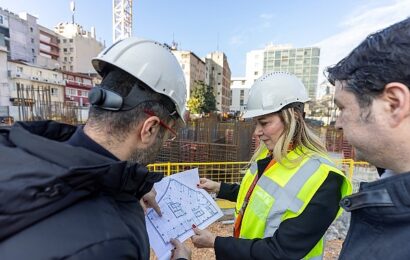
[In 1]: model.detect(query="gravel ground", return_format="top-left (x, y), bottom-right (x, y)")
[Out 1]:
top-left (150, 222), bottom-right (343, 259)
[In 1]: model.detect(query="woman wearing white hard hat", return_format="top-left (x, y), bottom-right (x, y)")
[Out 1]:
top-left (193, 72), bottom-right (352, 259)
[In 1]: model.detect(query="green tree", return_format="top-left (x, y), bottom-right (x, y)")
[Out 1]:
top-left (187, 81), bottom-right (216, 114)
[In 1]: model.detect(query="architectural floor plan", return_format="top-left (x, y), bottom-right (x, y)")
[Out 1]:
top-left (146, 169), bottom-right (223, 260)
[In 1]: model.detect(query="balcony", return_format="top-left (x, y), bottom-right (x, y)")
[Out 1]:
top-left (65, 79), bottom-right (92, 88)
top-left (9, 73), bottom-right (65, 86)
top-left (40, 39), bottom-right (59, 48)
top-left (40, 48), bottom-right (59, 58)
top-left (8, 71), bottom-right (28, 79)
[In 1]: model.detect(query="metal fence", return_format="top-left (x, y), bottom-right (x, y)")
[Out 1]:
top-left (148, 159), bottom-right (377, 185)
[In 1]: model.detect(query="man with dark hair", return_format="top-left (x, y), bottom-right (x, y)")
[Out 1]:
top-left (326, 18), bottom-right (410, 259)
top-left (0, 38), bottom-right (190, 259)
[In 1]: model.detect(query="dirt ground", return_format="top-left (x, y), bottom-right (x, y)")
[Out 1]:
top-left (150, 222), bottom-right (343, 259)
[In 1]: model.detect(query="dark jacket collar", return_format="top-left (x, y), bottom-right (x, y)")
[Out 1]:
top-left (8, 121), bottom-right (163, 197)
top-left (65, 125), bottom-right (119, 161)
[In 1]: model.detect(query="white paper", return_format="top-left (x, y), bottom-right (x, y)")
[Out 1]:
top-left (146, 168), bottom-right (223, 260)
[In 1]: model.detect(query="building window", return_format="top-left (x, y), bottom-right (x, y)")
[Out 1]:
top-left (30, 27), bottom-right (33, 32)
top-left (57, 39), bottom-right (60, 43)
top-left (254, 71), bottom-right (258, 76)
top-left (69, 39), bottom-right (73, 43)
top-left (70, 65), bottom-right (73, 71)
top-left (31, 38), bottom-right (34, 43)
top-left (66, 88), bottom-right (77, 96)
top-left (0, 16), bottom-right (3, 25)
top-left (31, 48), bottom-right (35, 53)
top-left (62, 66), bottom-right (66, 70)
top-left (70, 57), bottom-right (73, 61)
top-left (80, 90), bottom-right (88, 97)
top-left (63, 39), bottom-right (67, 43)
top-left (240, 90), bottom-right (244, 96)
top-left (63, 48), bottom-right (67, 52)
top-left (51, 87), bottom-right (59, 96)
top-left (64, 57), bottom-right (67, 61)
top-left (69, 47), bottom-right (74, 52)
top-left (240, 99), bottom-right (244, 106)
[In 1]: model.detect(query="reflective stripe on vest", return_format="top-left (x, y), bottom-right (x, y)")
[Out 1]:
top-left (259, 157), bottom-right (332, 237)
top-left (249, 162), bottom-right (258, 175)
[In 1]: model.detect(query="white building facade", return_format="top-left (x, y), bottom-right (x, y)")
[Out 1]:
top-left (55, 22), bottom-right (104, 73)
top-left (246, 44), bottom-right (320, 99)
top-left (230, 77), bottom-right (251, 113)
top-left (7, 61), bottom-right (65, 120)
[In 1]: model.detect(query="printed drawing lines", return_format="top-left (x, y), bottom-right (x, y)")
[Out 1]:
top-left (147, 179), bottom-right (220, 244)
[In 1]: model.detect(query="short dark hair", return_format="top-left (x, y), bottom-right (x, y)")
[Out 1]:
top-left (87, 67), bottom-right (175, 142)
top-left (326, 17), bottom-right (410, 108)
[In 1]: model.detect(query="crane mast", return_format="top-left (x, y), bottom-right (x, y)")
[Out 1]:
top-left (113, 0), bottom-right (133, 43)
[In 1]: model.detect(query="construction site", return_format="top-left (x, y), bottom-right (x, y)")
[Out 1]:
top-left (0, 0), bottom-right (388, 260)
top-left (7, 101), bottom-right (379, 259)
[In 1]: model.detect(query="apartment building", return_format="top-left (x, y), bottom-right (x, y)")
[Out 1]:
top-left (63, 71), bottom-right (93, 107)
top-left (172, 50), bottom-right (206, 101)
top-left (205, 51), bottom-right (231, 113)
top-left (0, 9), bottom-right (38, 63)
top-left (0, 41), bottom-right (8, 115)
top-left (246, 44), bottom-right (320, 99)
top-left (7, 61), bottom-right (65, 120)
top-left (37, 25), bottom-right (60, 69)
top-left (55, 22), bottom-right (103, 73)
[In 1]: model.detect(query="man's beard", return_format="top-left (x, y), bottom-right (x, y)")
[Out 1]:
top-left (128, 131), bottom-right (166, 166)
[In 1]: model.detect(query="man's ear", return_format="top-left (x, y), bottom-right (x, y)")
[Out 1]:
top-left (383, 82), bottom-right (410, 127)
top-left (139, 116), bottom-right (161, 145)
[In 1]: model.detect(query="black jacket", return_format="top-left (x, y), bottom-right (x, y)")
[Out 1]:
top-left (339, 172), bottom-right (410, 260)
top-left (0, 121), bottom-right (162, 259)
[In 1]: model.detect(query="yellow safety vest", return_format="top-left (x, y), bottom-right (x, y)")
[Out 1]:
top-left (235, 146), bottom-right (352, 260)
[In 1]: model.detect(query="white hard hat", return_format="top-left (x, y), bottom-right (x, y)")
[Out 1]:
top-left (92, 37), bottom-right (187, 123)
top-left (243, 72), bottom-right (309, 119)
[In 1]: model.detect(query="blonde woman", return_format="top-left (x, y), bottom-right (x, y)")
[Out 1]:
top-left (193, 72), bottom-right (352, 260)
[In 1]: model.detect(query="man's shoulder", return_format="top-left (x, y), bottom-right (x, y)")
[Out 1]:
top-left (0, 194), bottom-right (145, 259)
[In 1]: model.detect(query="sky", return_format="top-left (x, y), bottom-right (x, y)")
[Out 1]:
top-left (1, 0), bottom-right (410, 81)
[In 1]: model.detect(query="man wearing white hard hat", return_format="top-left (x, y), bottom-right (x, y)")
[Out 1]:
top-left (194, 72), bottom-right (352, 260)
top-left (0, 38), bottom-right (190, 260)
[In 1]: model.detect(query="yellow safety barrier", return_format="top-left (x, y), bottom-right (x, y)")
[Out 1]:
top-left (148, 161), bottom-right (249, 183)
top-left (148, 159), bottom-right (371, 182)
top-left (148, 159), bottom-right (374, 209)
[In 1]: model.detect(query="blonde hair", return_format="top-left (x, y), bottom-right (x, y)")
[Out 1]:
top-left (250, 107), bottom-right (326, 168)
